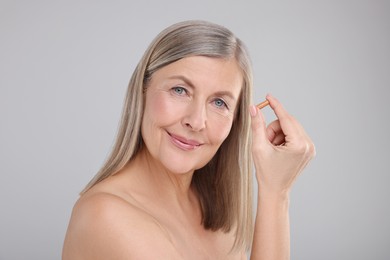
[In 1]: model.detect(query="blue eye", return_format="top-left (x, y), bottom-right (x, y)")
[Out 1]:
top-left (173, 86), bottom-right (186, 95)
top-left (214, 98), bottom-right (227, 108)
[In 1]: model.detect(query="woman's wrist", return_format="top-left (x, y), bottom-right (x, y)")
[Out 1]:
top-left (257, 186), bottom-right (291, 204)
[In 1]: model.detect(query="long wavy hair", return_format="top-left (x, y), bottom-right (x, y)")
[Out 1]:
top-left (82, 20), bottom-right (254, 251)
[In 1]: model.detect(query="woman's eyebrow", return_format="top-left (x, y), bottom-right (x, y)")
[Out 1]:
top-left (213, 91), bottom-right (237, 102)
top-left (168, 75), bottom-right (237, 101)
top-left (168, 75), bottom-right (195, 89)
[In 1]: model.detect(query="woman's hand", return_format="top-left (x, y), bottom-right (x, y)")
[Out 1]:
top-left (250, 94), bottom-right (316, 196)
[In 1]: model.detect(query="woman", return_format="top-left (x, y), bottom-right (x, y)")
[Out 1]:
top-left (62, 20), bottom-right (315, 259)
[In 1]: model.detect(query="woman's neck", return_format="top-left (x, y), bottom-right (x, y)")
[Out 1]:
top-left (125, 147), bottom-right (197, 209)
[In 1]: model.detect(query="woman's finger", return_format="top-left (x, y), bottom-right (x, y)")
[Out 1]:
top-left (271, 132), bottom-right (286, 146)
top-left (249, 105), bottom-right (270, 146)
top-left (266, 120), bottom-right (284, 144)
top-left (266, 94), bottom-right (303, 142)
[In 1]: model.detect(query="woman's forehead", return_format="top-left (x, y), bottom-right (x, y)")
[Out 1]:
top-left (151, 56), bottom-right (243, 96)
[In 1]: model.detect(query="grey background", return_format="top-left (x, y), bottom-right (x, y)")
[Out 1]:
top-left (1, 0), bottom-right (389, 259)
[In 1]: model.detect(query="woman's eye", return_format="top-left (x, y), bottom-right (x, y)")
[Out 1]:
top-left (172, 86), bottom-right (186, 95)
top-left (214, 98), bottom-right (227, 109)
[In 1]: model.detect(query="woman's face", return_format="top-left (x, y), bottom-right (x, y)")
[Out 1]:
top-left (141, 56), bottom-right (243, 174)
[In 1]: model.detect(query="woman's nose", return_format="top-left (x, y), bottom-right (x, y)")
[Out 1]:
top-left (182, 102), bottom-right (207, 131)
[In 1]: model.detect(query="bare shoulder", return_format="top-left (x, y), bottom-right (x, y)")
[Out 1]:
top-left (62, 191), bottom-right (179, 260)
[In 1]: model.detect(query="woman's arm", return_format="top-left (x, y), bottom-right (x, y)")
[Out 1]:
top-left (249, 95), bottom-right (315, 259)
top-left (250, 189), bottom-right (290, 259)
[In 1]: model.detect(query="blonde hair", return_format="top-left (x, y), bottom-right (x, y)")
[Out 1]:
top-left (82, 20), bottom-right (254, 251)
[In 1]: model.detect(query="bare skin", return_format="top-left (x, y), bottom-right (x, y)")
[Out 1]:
top-left (62, 56), bottom-right (315, 259)
top-left (63, 57), bottom-right (246, 259)
top-left (63, 151), bottom-right (245, 259)
top-left (249, 95), bottom-right (315, 259)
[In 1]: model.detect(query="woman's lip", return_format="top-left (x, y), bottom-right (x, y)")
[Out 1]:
top-left (167, 132), bottom-right (202, 150)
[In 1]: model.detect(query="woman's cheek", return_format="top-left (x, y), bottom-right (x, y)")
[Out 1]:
top-left (149, 93), bottom-right (182, 120)
top-left (210, 115), bottom-right (233, 142)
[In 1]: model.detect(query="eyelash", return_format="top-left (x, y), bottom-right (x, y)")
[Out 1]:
top-left (213, 98), bottom-right (228, 109)
top-left (171, 86), bottom-right (229, 110)
top-left (172, 86), bottom-right (187, 95)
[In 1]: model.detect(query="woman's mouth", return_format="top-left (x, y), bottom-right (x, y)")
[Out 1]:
top-left (167, 132), bottom-right (202, 151)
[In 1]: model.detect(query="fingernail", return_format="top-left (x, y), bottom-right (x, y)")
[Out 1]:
top-left (249, 105), bottom-right (257, 117)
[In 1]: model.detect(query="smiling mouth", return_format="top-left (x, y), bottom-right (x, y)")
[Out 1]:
top-left (167, 132), bottom-right (202, 151)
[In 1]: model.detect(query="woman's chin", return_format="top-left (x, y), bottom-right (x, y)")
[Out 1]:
top-left (161, 160), bottom-right (208, 175)
top-left (163, 164), bottom-right (196, 175)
